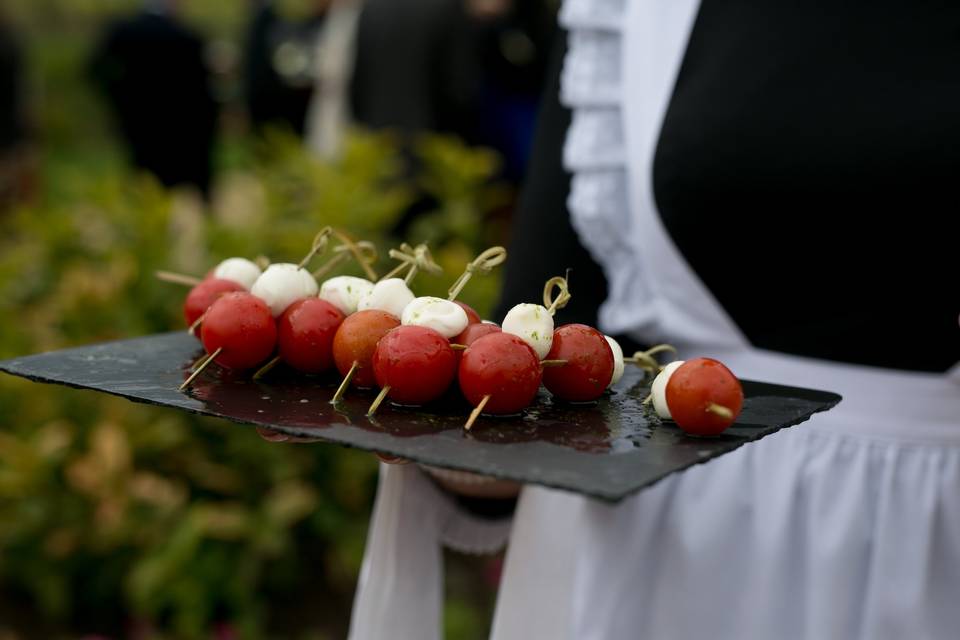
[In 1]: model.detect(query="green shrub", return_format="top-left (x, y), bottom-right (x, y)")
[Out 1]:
top-left (0, 129), bottom-right (506, 638)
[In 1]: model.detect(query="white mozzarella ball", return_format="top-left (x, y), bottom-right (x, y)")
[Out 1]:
top-left (213, 257), bottom-right (262, 290)
top-left (357, 278), bottom-right (415, 318)
top-left (401, 296), bottom-right (469, 338)
top-left (318, 276), bottom-right (375, 316)
top-left (250, 263), bottom-right (319, 316)
top-left (651, 360), bottom-right (685, 419)
top-left (501, 303), bottom-right (554, 359)
top-left (605, 335), bottom-right (625, 387)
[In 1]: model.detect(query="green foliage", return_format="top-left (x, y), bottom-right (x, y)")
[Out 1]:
top-left (1, 3), bottom-right (509, 636)
top-left (0, 125), bottom-right (506, 637)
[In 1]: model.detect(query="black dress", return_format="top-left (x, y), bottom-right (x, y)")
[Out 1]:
top-left (498, 2), bottom-right (960, 372)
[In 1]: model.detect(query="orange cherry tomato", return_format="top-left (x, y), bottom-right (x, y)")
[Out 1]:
top-left (332, 309), bottom-right (400, 388)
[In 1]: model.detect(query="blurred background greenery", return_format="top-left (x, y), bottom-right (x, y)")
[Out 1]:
top-left (0, 0), bottom-right (525, 637)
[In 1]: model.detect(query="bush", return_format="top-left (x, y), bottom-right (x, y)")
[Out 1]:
top-left (0, 129), bottom-right (506, 638)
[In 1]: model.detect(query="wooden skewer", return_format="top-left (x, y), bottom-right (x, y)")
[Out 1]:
top-left (367, 386), bottom-right (391, 417)
top-left (706, 403), bottom-right (733, 420)
top-left (156, 270), bottom-right (202, 287)
top-left (540, 359), bottom-right (568, 368)
top-left (642, 393), bottom-right (653, 405)
top-left (188, 313), bottom-right (205, 337)
top-left (450, 343), bottom-right (467, 351)
top-left (179, 347), bottom-right (222, 391)
top-left (331, 361), bottom-right (358, 404)
top-left (253, 356), bottom-right (281, 380)
top-left (464, 395), bottom-right (491, 431)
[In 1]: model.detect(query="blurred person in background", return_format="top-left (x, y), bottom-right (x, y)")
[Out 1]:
top-left (0, 10), bottom-right (33, 210)
top-left (243, 0), bottom-right (332, 137)
top-left (465, 0), bottom-right (556, 183)
top-left (348, 0), bottom-right (555, 181)
top-left (90, 0), bottom-right (217, 196)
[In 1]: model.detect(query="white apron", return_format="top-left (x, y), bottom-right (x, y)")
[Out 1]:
top-left (492, 1), bottom-right (960, 639)
top-left (351, 1), bottom-right (960, 638)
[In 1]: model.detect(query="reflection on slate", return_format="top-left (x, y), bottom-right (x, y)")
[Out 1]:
top-left (0, 333), bottom-right (841, 501)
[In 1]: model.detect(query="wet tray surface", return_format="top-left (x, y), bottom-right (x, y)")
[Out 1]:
top-left (0, 332), bottom-right (841, 501)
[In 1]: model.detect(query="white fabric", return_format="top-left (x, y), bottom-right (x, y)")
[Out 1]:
top-left (351, 1), bottom-right (960, 638)
top-left (489, 1), bottom-right (960, 639)
top-left (305, 0), bottom-right (362, 159)
top-left (348, 463), bottom-right (511, 640)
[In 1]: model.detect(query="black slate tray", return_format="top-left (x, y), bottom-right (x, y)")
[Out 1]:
top-left (0, 332), bottom-right (841, 501)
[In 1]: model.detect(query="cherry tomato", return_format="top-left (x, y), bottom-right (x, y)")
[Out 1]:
top-left (665, 357), bottom-right (743, 435)
top-left (455, 301), bottom-right (482, 325)
top-left (542, 324), bottom-right (614, 402)
top-left (184, 278), bottom-right (245, 327)
top-left (452, 322), bottom-right (501, 368)
top-left (459, 332), bottom-right (542, 414)
top-left (332, 309), bottom-right (400, 388)
top-left (453, 322), bottom-right (501, 347)
top-left (372, 326), bottom-right (457, 404)
top-left (277, 298), bottom-right (345, 374)
top-left (200, 292), bottom-right (277, 370)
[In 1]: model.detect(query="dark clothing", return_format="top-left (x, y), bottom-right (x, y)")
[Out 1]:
top-left (350, 0), bottom-right (479, 137)
top-left (0, 22), bottom-right (24, 151)
top-left (91, 11), bottom-right (217, 193)
top-left (654, 0), bottom-right (960, 372)
top-left (243, 4), bottom-right (326, 136)
top-left (494, 36), bottom-right (633, 348)
top-left (500, 7), bottom-right (960, 373)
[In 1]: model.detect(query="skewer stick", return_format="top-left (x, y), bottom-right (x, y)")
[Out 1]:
top-left (540, 359), bottom-right (568, 368)
top-left (188, 313), bottom-right (205, 337)
top-left (643, 393), bottom-right (653, 405)
top-left (367, 386), bottom-right (391, 417)
top-left (543, 275), bottom-right (572, 316)
top-left (253, 356), bottom-right (281, 380)
top-left (331, 361), bottom-right (358, 404)
top-left (381, 243), bottom-right (442, 284)
top-left (464, 395), bottom-right (491, 431)
top-left (312, 241), bottom-right (379, 280)
top-left (624, 344), bottom-right (679, 373)
top-left (156, 270), bottom-right (202, 287)
top-left (706, 403), bottom-right (733, 420)
top-left (179, 347), bottom-right (222, 391)
top-left (332, 230), bottom-right (378, 281)
top-left (298, 227), bottom-right (333, 269)
top-left (450, 343), bottom-right (467, 351)
top-left (446, 246), bottom-right (507, 301)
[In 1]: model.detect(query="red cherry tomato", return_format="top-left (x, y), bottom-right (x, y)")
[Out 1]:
top-left (459, 332), bottom-right (542, 414)
top-left (372, 326), bottom-right (457, 405)
top-left (453, 322), bottom-right (501, 346)
top-left (332, 309), bottom-right (400, 388)
top-left (542, 324), bottom-right (614, 402)
top-left (455, 301), bottom-right (482, 325)
top-left (184, 278), bottom-right (245, 327)
top-left (452, 322), bottom-right (501, 369)
top-left (665, 357), bottom-right (744, 435)
top-left (200, 292), bottom-right (277, 370)
top-left (277, 298), bottom-right (345, 373)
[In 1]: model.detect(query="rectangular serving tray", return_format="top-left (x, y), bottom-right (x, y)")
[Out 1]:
top-left (0, 332), bottom-right (841, 501)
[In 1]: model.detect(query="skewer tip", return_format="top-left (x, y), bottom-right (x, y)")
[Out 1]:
top-left (464, 395), bottom-right (491, 431)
